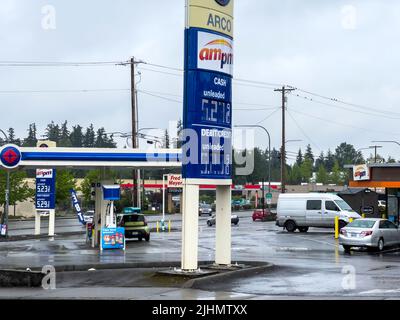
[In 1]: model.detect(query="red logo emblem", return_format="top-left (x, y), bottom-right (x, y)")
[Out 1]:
top-left (3, 149), bottom-right (18, 164)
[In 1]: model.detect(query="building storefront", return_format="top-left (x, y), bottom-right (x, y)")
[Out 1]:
top-left (348, 163), bottom-right (400, 224)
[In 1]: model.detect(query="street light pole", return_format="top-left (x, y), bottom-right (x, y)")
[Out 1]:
top-left (0, 129), bottom-right (9, 238)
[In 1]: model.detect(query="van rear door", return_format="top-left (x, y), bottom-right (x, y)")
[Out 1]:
top-left (306, 200), bottom-right (322, 227)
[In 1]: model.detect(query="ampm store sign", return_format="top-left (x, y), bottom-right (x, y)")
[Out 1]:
top-left (183, 0), bottom-right (234, 183)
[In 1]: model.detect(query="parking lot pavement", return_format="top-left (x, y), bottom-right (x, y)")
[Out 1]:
top-left (1, 212), bottom-right (400, 299)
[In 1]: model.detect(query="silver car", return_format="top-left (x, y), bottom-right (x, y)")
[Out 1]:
top-left (339, 218), bottom-right (400, 252)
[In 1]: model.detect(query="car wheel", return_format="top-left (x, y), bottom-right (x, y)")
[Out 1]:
top-left (343, 245), bottom-right (351, 253)
top-left (138, 237), bottom-right (143, 241)
top-left (298, 227), bottom-right (309, 233)
top-left (234, 221), bottom-right (239, 225)
top-left (377, 238), bottom-right (384, 252)
top-left (145, 234), bottom-right (150, 242)
top-left (285, 220), bottom-right (297, 233)
top-left (207, 221), bottom-right (212, 227)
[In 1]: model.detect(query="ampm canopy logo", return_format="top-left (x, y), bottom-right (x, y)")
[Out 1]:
top-left (215, 0), bottom-right (231, 6)
top-left (198, 31), bottom-right (233, 76)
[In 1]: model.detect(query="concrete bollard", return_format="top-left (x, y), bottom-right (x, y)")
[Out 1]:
top-left (168, 220), bottom-right (171, 233)
top-left (156, 221), bottom-right (159, 233)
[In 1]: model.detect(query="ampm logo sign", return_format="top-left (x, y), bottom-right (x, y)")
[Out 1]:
top-left (36, 169), bottom-right (54, 178)
top-left (198, 31), bottom-right (233, 76)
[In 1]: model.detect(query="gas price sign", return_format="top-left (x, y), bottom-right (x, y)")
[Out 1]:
top-left (183, 27), bottom-right (234, 181)
top-left (35, 169), bottom-right (56, 210)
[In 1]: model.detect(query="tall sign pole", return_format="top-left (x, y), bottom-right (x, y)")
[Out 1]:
top-left (182, 0), bottom-right (234, 271)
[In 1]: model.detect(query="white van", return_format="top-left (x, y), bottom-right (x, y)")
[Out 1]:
top-left (276, 193), bottom-right (361, 232)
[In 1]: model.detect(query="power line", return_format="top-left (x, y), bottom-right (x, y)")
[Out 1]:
top-left (0, 60), bottom-right (126, 67)
top-left (290, 108), bottom-right (400, 136)
top-left (256, 107), bottom-right (281, 125)
top-left (287, 110), bottom-right (321, 151)
top-left (0, 88), bottom-right (130, 94)
top-left (291, 92), bottom-right (400, 120)
top-left (290, 86), bottom-right (400, 118)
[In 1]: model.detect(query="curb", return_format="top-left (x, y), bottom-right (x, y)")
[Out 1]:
top-left (0, 231), bottom-right (85, 242)
top-left (182, 262), bottom-right (275, 289)
top-left (0, 269), bottom-right (44, 287)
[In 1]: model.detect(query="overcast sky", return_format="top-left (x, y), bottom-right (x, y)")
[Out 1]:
top-left (1, 0), bottom-right (400, 163)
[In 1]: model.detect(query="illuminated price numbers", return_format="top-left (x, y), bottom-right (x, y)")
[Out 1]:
top-left (201, 99), bottom-right (231, 125)
top-left (36, 200), bottom-right (50, 208)
top-left (37, 185), bottom-right (51, 193)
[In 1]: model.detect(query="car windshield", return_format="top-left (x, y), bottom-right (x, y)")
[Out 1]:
top-left (335, 200), bottom-right (353, 211)
top-left (347, 220), bottom-right (376, 228)
top-left (123, 214), bottom-right (144, 222)
top-left (201, 204), bottom-right (211, 208)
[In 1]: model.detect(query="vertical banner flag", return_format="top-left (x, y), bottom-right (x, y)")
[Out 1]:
top-left (183, 0), bottom-right (234, 182)
top-left (70, 189), bottom-right (86, 225)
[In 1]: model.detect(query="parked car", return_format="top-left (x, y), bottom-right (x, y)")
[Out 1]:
top-left (276, 193), bottom-right (361, 233)
top-left (83, 210), bottom-right (94, 223)
top-left (252, 209), bottom-right (272, 221)
top-left (199, 203), bottom-right (213, 216)
top-left (117, 213), bottom-right (150, 241)
top-left (207, 214), bottom-right (239, 226)
top-left (339, 218), bottom-right (400, 252)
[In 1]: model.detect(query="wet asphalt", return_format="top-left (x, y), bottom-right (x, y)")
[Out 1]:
top-left (2, 211), bottom-right (400, 299)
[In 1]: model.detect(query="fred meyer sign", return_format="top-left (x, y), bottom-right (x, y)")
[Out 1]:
top-left (167, 174), bottom-right (183, 188)
top-left (183, 0), bottom-right (234, 182)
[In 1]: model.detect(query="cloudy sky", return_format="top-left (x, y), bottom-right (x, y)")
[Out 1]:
top-left (1, 0), bottom-right (400, 163)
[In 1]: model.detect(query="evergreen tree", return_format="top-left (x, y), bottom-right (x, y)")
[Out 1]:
top-left (22, 123), bottom-right (37, 147)
top-left (330, 160), bottom-right (343, 185)
top-left (324, 149), bottom-right (335, 172)
top-left (335, 142), bottom-right (362, 167)
top-left (288, 164), bottom-right (302, 184)
top-left (300, 158), bottom-right (313, 183)
top-left (315, 151), bottom-right (325, 170)
top-left (7, 128), bottom-right (21, 145)
top-left (296, 149), bottom-right (303, 166)
top-left (83, 124), bottom-right (96, 148)
top-left (70, 125), bottom-right (84, 147)
top-left (304, 144), bottom-right (314, 166)
top-left (45, 121), bottom-right (60, 143)
top-left (316, 164), bottom-right (328, 184)
top-left (59, 121), bottom-right (71, 147)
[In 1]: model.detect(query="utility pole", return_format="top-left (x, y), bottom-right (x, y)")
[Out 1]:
top-left (130, 57), bottom-right (138, 207)
top-left (369, 145), bottom-right (382, 163)
top-left (275, 86), bottom-right (295, 193)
